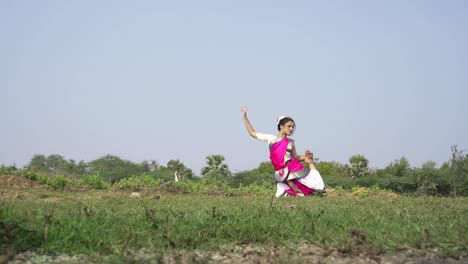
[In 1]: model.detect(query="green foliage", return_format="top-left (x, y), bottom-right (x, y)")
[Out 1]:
top-left (316, 161), bottom-right (338, 176)
top-left (358, 190), bottom-right (369, 198)
top-left (229, 161), bottom-right (273, 187)
top-left (1, 194), bottom-right (467, 258)
top-left (19, 171), bottom-right (70, 191)
top-left (415, 161), bottom-right (438, 195)
top-left (22, 170), bottom-right (38, 181)
top-left (332, 161), bottom-right (350, 177)
top-left (166, 159), bottom-right (194, 177)
top-left (27, 154), bottom-right (48, 171)
top-left (200, 173), bottom-right (226, 185)
top-left (201, 155), bottom-right (231, 176)
top-left (151, 160), bottom-right (194, 182)
top-left (165, 180), bottom-right (206, 193)
top-left (45, 155), bottom-right (66, 172)
top-left (0, 164), bottom-right (18, 175)
top-left (81, 173), bottom-right (110, 190)
top-left (449, 145), bottom-right (468, 197)
top-left (38, 176), bottom-right (50, 185)
top-left (368, 185), bottom-right (391, 192)
top-left (49, 175), bottom-right (67, 190)
top-left (323, 175), bottom-right (353, 190)
top-left (117, 174), bottom-right (163, 191)
top-left (150, 167), bottom-right (173, 182)
top-left (383, 157), bottom-right (411, 177)
top-left (59, 159), bottom-right (87, 175)
top-left (0, 206), bottom-right (44, 253)
top-left (88, 154), bottom-right (148, 181)
top-left (237, 181), bottom-right (275, 195)
top-left (26, 154), bottom-right (87, 175)
top-left (14, 148), bottom-right (468, 197)
top-left (256, 161), bottom-right (274, 174)
top-left (434, 162), bottom-right (453, 195)
top-left (374, 175), bottom-right (417, 193)
top-left (348, 154), bottom-right (369, 178)
top-left (139, 160), bottom-right (159, 172)
top-left (323, 174), bottom-right (418, 193)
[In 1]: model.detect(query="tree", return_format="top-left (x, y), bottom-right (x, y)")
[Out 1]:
top-left (201, 155), bottom-right (231, 176)
top-left (27, 154), bottom-right (48, 171)
top-left (88, 154), bottom-right (146, 180)
top-left (27, 154), bottom-right (87, 175)
top-left (27, 154), bottom-right (68, 173)
top-left (449, 145), bottom-right (468, 197)
top-left (75, 160), bottom-right (88, 175)
top-left (384, 157), bottom-right (411, 177)
top-left (316, 161), bottom-right (338, 176)
top-left (231, 161), bottom-right (273, 187)
top-left (45, 154), bottom-right (67, 172)
top-left (140, 160), bottom-right (159, 172)
top-left (256, 161), bottom-right (274, 175)
top-left (150, 159), bottom-right (195, 182)
top-left (349, 154), bottom-right (369, 178)
top-left (167, 159), bottom-right (194, 180)
top-left (416, 161), bottom-right (438, 195)
top-left (435, 162), bottom-right (452, 196)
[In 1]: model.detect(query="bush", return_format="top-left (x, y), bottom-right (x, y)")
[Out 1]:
top-left (316, 161), bottom-right (338, 176)
top-left (375, 175), bottom-right (417, 193)
top-left (0, 164), bottom-right (17, 175)
top-left (323, 173), bottom-right (418, 193)
top-left (382, 157), bottom-right (411, 177)
top-left (22, 170), bottom-right (38, 181)
top-left (167, 180), bottom-right (205, 193)
top-left (49, 175), bottom-right (67, 190)
top-left (81, 173), bottom-right (110, 189)
top-left (323, 175), bottom-right (353, 190)
top-left (229, 171), bottom-right (271, 187)
top-left (354, 174), bottom-right (380, 187)
top-left (117, 174), bottom-right (162, 191)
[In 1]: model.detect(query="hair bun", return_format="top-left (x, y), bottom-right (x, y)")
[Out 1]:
top-left (276, 116), bottom-right (288, 125)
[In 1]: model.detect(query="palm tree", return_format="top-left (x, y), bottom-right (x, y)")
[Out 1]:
top-left (201, 155), bottom-right (231, 176)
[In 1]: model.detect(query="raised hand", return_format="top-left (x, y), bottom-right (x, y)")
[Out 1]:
top-left (240, 106), bottom-right (248, 117)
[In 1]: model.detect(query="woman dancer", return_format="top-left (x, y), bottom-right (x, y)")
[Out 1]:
top-left (241, 106), bottom-right (325, 197)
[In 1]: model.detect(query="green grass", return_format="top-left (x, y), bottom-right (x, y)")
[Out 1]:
top-left (1, 188), bottom-right (467, 260)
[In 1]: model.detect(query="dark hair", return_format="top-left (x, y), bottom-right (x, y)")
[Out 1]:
top-left (277, 117), bottom-right (295, 131)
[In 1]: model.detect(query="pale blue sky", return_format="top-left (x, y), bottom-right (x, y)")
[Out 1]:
top-left (1, 1), bottom-right (467, 174)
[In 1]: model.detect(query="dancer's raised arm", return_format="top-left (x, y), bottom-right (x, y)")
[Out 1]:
top-left (241, 106), bottom-right (257, 139)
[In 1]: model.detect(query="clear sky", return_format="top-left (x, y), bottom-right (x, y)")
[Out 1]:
top-left (1, 1), bottom-right (467, 174)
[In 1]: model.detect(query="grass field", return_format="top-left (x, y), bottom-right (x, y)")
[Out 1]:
top-left (1, 175), bottom-right (467, 263)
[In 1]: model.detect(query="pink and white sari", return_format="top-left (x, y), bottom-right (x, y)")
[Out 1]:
top-left (268, 137), bottom-right (325, 197)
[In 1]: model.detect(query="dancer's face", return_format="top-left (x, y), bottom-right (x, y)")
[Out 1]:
top-left (280, 121), bottom-right (295, 136)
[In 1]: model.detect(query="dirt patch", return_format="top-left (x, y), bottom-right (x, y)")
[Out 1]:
top-left (7, 245), bottom-right (468, 264)
top-left (0, 175), bottom-right (47, 189)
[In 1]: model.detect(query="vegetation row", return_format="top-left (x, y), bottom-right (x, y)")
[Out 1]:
top-left (1, 145), bottom-right (467, 196)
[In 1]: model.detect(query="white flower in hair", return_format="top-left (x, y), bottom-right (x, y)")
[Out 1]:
top-left (276, 115), bottom-right (288, 125)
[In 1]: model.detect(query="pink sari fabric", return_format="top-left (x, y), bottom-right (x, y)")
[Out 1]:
top-left (269, 137), bottom-right (304, 173)
top-left (270, 137), bottom-right (315, 196)
top-left (285, 181), bottom-right (315, 196)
